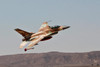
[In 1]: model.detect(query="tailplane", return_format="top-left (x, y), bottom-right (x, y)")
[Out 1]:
top-left (15, 28), bottom-right (34, 39)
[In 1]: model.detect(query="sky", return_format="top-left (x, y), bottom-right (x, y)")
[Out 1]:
top-left (0, 0), bottom-right (100, 55)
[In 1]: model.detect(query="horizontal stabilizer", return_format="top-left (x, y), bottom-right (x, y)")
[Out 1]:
top-left (15, 28), bottom-right (34, 38)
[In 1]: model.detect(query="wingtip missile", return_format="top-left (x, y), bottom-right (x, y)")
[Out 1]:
top-left (24, 47), bottom-right (34, 51)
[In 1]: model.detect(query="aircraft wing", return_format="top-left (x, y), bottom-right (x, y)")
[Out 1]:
top-left (26, 35), bottom-right (46, 49)
top-left (19, 41), bottom-right (29, 48)
top-left (38, 22), bottom-right (50, 32)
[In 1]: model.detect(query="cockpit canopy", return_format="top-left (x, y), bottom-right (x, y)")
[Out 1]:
top-left (50, 25), bottom-right (60, 29)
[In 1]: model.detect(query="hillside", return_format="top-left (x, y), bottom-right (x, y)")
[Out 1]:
top-left (0, 51), bottom-right (100, 67)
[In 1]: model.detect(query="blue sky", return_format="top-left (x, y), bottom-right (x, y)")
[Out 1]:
top-left (0, 0), bottom-right (100, 55)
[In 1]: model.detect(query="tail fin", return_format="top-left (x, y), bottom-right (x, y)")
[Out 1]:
top-left (15, 28), bottom-right (34, 38)
top-left (38, 22), bottom-right (50, 32)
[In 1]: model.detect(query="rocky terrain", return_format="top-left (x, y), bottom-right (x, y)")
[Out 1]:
top-left (0, 51), bottom-right (100, 67)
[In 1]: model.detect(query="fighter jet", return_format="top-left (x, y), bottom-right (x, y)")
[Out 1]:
top-left (15, 22), bottom-right (70, 51)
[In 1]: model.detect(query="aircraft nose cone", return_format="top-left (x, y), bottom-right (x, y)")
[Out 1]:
top-left (62, 26), bottom-right (70, 30)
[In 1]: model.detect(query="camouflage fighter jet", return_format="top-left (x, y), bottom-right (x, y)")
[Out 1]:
top-left (15, 22), bottom-right (70, 51)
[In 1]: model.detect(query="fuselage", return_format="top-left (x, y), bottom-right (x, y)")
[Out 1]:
top-left (22, 25), bottom-right (70, 41)
top-left (29, 26), bottom-right (59, 41)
